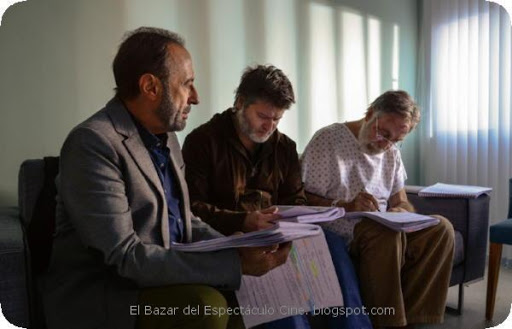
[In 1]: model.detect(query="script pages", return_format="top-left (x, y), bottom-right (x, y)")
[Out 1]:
top-left (171, 221), bottom-right (321, 252)
top-left (235, 231), bottom-right (343, 328)
top-left (277, 205), bottom-right (345, 223)
top-left (344, 211), bottom-right (440, 233)
top-left (418, 183), bottom-right (492, 198)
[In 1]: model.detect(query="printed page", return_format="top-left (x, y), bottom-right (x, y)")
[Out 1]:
top-left (344, 211), bottom-right (435, 223)
top-left (277, 205), bottom-right (337, 217)
top-left (235, 232), bottom-right (343, 328)
top-left (277, 205), bottom-right (345, 223)
top-left (419, 183), bottom-right (492, 197)
top-left (364, 212), bottom-right (436, 223)
top-left (171, 221), bottom-right (321, 252)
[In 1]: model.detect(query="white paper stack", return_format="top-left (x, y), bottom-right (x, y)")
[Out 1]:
top-left (171, 221), bottom-right (321, 252)
top-left (418, 183), bottom-right (492, 198)
top-left (277, 205), bottom-right (345, 223)
top-left (236, 232), bottom-right (343, 328)
top-left (345, 211), bottom-right (440, 233)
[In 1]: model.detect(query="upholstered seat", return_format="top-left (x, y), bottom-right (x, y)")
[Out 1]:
top-left (490, 220), bottom-right (512, 244)
top-left (0, 206), bottom-right (29, 327)
top-left (0, 158), bottom-right (57, 328)
top-left (0, 162), bottom-right (492, 327)
top-left (406, 186), bottom-right (490, 314)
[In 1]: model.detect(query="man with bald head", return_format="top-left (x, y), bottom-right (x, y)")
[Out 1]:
top-left (42, 27), bottom-right (290, 329)
top-left (301, 91), bottom-right (455, 329)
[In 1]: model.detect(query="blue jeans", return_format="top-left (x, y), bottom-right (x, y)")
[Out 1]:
top-left (323, 229), bottom-right (372, 329)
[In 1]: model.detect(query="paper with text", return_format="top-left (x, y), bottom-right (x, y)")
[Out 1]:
top-left (235, 232), bottom-right (343, 328)
top-left (277, 205), bottom-right (345, 223)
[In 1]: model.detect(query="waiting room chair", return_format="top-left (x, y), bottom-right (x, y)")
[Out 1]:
top-left (0, 161), bottom-right (493, 327)
top-left (0, 157), bottom-right (58, 328)
top-left (485, 178), bottom-right (512, 321)
top-left (406, 186), bottom-right (490, 315)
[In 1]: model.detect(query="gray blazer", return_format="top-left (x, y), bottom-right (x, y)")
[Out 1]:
top-left (42, 98), bottom-right (241, 329)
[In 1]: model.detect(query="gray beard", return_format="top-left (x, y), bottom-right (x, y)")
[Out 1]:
top-left (236, 108), bottom-right (272, 144)
top-left (358, 121), bottom-right (385, 155)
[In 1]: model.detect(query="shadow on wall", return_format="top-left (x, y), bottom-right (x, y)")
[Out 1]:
top-left (0, 0), bottom-right (420, 207)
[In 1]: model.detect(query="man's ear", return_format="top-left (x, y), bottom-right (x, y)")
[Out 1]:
top-left (365, 108), bottom-right (374, 122)
top-left (234, 97), bottom-right (244, 111)
top-left (138, 73), bottom-right (161, 101)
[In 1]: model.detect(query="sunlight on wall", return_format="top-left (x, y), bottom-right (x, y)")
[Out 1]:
top-left (307, 3), bottom-right (408, 136)
top-left (0, 0), bottom-right (419, 206)
top-left (367, 16), bottom-right (382, 102)
top-left (263, 0), bottom-right (299, 143)
top-left (208, 0), bottom-right (246, 117)
top-left (392, 24), bottom-right (400, 90)
top-left (310, 3), bottom-right (338, 132)
top-left (340, 10), bottom-right (368, 121)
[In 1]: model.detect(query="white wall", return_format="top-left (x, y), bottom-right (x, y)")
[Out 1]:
top-left (0, 0), bottom-right (419, 207)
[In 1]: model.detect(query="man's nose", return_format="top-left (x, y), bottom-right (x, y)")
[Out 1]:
top-left (189, 85), bottom-right (199, 105)
top-left (262, 121), bottom-right (272, 132)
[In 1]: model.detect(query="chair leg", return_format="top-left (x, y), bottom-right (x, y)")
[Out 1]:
top-left (445, 283), bottom-right (464, 315)
top-left (457, 283), bottom-right (464, 315)
top-left (486, 242), bottom-right (503, 321)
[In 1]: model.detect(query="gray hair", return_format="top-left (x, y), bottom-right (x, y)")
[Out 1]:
top-left (367, 90), bottom-right (420, 130)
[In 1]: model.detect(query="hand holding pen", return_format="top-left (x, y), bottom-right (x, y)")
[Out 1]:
top-left (347, 187), bottom-right (380, 212)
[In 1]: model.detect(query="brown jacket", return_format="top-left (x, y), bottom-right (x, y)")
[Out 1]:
top-left (182, 109), bottom-right (306, 235)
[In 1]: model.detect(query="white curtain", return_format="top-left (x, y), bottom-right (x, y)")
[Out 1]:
top-left (418, 0), bottom-right (512, 267)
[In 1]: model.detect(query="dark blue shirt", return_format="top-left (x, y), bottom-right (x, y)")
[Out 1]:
top-left (132, 118), bottom-right (184, 243)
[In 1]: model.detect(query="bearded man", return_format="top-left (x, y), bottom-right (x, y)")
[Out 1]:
top-left (182, 65), bottom-right (306, 235)
top-left (301, 90), bottom-right (455, 329)
top-left (42, 28), bottom-right (291, 329)
top-left (182, 65), bottom-right (372, 329)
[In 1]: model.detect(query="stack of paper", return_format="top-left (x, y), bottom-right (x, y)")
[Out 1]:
top-left (171, 221), bottom-right (321, 252)
top-left (236, 232), bottom-right (343, 328)
top-left (418, 183), bottom-right (492, 198)
top-left (277, 205), bottom-right (345, 223)
top-left (345, 211), bottom-right (440, 233)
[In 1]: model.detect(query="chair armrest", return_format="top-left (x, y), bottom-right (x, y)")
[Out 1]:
top-left (406, 186), bottom-right (490, 283)
top-left (0, 206), bottom-right (29, 327)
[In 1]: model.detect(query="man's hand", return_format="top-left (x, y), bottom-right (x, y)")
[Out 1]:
top-left (388, 206), bottom-right (408, 212)
top-left (238, 242), bottom-right (292, 276)
top-left (242, 206), bottom-right (281, 232)
top-left (343, 192), bottom-right (380, 211)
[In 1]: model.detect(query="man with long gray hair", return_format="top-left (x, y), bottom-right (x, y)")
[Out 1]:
top-left (301, 90), bottom-right (455, 328)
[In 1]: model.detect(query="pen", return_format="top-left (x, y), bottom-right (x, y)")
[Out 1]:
top-left (362, 186), bottom-right (381, 212)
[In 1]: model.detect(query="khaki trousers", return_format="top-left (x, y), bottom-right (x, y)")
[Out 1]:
top-left (349, 216), bottom-right (455, 327)
top-left (136, 285), bottom-right (245, 329)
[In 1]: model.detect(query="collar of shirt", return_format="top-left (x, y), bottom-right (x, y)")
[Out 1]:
top-left (137, 124), bottom-right (168, 151)
top-left (126, 111), bottom-right (168, 150)
top-left (125, 109), bottom-right (183, 242)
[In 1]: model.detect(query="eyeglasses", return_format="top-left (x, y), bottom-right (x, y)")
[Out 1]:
top-left (375, 116), bottom-right (403, 149)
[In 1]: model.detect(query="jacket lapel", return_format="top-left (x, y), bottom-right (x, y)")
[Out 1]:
top-left (105, 99), bottom-right (170, 246)
top-left (166, 133), bottom-right (193, 243)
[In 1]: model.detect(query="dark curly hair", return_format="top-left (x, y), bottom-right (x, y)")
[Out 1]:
top-left (234, 65), bottom-right (295, 110)
top-left (112, 27), bottom-right (185, 100)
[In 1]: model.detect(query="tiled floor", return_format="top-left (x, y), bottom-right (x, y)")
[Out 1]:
top-left (419, 266), bottom-right (512, 329)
